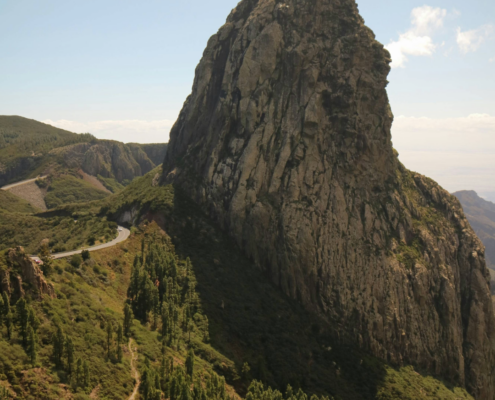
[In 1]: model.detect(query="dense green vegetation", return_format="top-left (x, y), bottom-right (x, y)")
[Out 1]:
top-left (97, 175), bottom-right (125, 193)
top-left (44, 175), bottom-right (109, 209)
top-left (0, 247), bottom-right (135, 399)
top-left (0, 191), bottom-right (39, 214)
top-left (0, 211), bottom-right (117, 254)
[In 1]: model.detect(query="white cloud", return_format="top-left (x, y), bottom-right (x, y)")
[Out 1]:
top-left (42, 119), bottom-right (175, 144)
top-left (392, 114), bottom-right (495, 194)
top-left (411, 6), bottom-right (447, 35)
top-left (489, 56), bottom-right (495, 63)
top-left (456, 25), bottom-right (494, 54)
top-left (386, 6), bottom-right (447, 68)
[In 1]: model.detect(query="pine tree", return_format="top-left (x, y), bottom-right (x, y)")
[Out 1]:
top-left (76, 358), bottom-right (83, 388)
top-left (39, 243), bottom-right (53, 276)
top-left (28, 308), bottom-right (40, 333)
top-left (83, 360), bottom-right (90, 389)
top-left (5, 308), bottom-right (13, 340)
top-left (16, 298), bottom-right (29, 346)
top-left (185, 348), bottom-right (194, 377)
top-left (117, 323), bottom-right (123, 363)
top-left (27, 326), bottom-right (37, 365)
top-left (66, 336), bottom-right (75, 376)
top-left (106, 321), bottom-right (113, 359)
top-left (242, 362), bottom-right (251, 380)
top-left (0, 295), bottom-right (4, 329)
top-left (52, 325), bottom-right (65, 367)
top-left (123, 303), bottom-right (133, 337)
top-left (161, 306), bottom-right (169, 338)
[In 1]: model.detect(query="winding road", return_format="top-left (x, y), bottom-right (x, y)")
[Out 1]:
top-left (30, 226), bottom-right (131, 261)
top-left (1, 175), bottom-right (47, 190)
top-left (128, 339), bottom-right (140, 400)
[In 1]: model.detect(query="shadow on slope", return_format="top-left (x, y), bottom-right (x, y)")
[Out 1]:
top-left (104, 168), bottom-right (472, 400)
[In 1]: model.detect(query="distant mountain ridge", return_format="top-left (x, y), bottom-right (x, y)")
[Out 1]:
top-left (454, 190), bottom-right (495, 268)
top-left (0, 115), bottom-right (167, 186)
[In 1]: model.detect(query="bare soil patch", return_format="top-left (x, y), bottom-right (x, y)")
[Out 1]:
top-left (7, 181), bottom-right (47, 210)
top-left (78, 170), bottom-right (111, 193)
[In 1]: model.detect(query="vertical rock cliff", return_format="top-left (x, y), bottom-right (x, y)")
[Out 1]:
top-left (162, 0), bottom-right (495, 397)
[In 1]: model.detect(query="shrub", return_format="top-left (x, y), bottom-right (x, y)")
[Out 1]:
top-left (71, 254), bottom-right (83, 268)
top-left (81, 250), bottom-right (90, 261)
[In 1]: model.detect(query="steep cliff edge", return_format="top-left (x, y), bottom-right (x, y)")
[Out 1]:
top-left (161, 0), bottom-right (495, 398)
top-left (454, 190), bottom-right (495, 269)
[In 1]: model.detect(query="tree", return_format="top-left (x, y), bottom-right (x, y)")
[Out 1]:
top-left (83, 360), bottom-right (90, 389)
top-left (161, 306), bottom-right (169, 338)
top-left (75, 358), bottom-right (83, 388)
top-left (70, 254), bottom-right (82, 268)
top-left (123, 303), bottom-right (133, 337)
top-left (16, 298), bottom-right (29, 347)
top-left (117, 323), bottom-right (123, 363)
top-left (66, 335), bottom-right (75, 376)
top-left (5, 309), bottom-right (13, 340)
top-left (28, 308), bottom-right (40, 333)
top-left (27, 326), bottom-right (37, 365)
top-left (81, 250), bottom-right (91, 261)
top-left (106, 321), bottom-right (113, 359)
top-left (38, 243), bottom-right (53, 276)
top-left (185, 348), bottom-right (194, 377)
top-left (0, 295), bottom-right (4, 328)
top-left (242, 362), bottom-right (251, 380)
top-left (52, 325), bottom-right (65, 367)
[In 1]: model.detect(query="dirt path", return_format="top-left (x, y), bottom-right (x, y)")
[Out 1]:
top-left (128, 338), bottom-right (140, 400)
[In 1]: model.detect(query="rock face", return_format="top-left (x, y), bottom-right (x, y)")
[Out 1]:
top-left (1, 247), bottom-right (55, 300)
top-left (162, 0), bottom-right (495, 397)
top-left (454, 190), bottom-right (495, 269)
top-left (55, 141), bottom-right (156, 182)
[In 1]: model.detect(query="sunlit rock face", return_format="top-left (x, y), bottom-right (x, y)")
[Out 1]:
top-left (162, 1), bottom-right (495, 397)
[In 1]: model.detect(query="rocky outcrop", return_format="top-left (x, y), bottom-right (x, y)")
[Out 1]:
top-left (454, 190), bottom-right (495, 268)
top-left (162, 0), bottom-right (495, 398)
top-left (133, 143), bottom-right (168, 166)
top-left (5, 247), bottom-right (55, 300)
top-left (56, 141), bottom-right (156, 182)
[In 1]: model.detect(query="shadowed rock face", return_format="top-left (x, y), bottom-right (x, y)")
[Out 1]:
top-left (162, 0), bottom-right (495, 397)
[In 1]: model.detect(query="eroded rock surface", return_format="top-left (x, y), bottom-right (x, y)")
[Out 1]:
top-left (162, 0), bottom-right (495, 397)
top-left (4, 247), bottom-right (55, 300)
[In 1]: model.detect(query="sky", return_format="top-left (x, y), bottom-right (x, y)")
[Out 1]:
top-left (0, 0), bottom-right (493, 199)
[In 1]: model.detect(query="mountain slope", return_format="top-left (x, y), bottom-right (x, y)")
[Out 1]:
top-left (454, 191), bottom-right (495, 268)
top-left (0, 116), bottom-right (167, 188)
top-left (160, 0), bottom-right (495, 398)
top-left (103, 168), bottom-right (473, 400)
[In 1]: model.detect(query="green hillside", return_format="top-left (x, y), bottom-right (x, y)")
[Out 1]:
top-left (0, 170), bottom-right (475, 399)
top-left (0, 116), bottom-right (94, 165)
top-left (0, 116), bottom-right (167, 192)
top-left (0, 210), bottom-right (117, 255)
top-left (44, 175), bottom-right (109, 209)
top-left (0, 190), bottom-right (40, 214)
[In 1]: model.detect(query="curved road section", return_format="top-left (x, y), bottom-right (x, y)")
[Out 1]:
top-left (1, 175), bottom-right (47, 190)
top-left (31, 226), bottom-right (130, 261)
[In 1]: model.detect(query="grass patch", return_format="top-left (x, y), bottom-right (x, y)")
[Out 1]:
top-left (45, 175), bottom-right (109, 209)
top-left (0, 190), bottom-right (40, 214)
